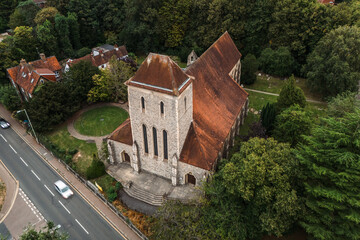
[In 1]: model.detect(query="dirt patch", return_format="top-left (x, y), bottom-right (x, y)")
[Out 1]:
top-left (113, 200), bottom-right (152, 237)
top-left (0, 177), bottom-right (6, 211)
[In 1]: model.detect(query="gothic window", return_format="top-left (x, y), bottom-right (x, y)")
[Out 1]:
top-left (184, 97), bottom-right (187, 111)
top-left (160, 101), bottom-right (164, 115)
top-left (141, 97), bottom-right (145, 110)
top-left (143, 124), bottom-right (148, 153)
top-left (153, 127), bottom-right (158, 156)
top-left (163, 130), bottom-right (168, 159)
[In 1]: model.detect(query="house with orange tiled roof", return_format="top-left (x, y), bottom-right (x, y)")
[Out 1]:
top-left (7, 53), bottom-right (62, 101)
top-left (107, 32), bottom-right (248, 187)
top-left (64, 44), bottom-right (130, 72)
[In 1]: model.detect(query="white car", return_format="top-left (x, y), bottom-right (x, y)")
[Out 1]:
top-left (0, 118), bottom-right (10, 129)
top-left (54, 180), bottom-right (73, 199)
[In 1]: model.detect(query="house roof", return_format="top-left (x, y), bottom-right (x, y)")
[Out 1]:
top-left (180, 31), bottom-right (248, 170)
top-left (109, 118), bottom-right (133, 145)
top-left (68, 45), bottom-right (128, 68)
top-left (126, 53), bottom-right (191, 96)
top-left (7, 56), bottom-right (61, 94)
top-left (318, 0), bottom-right (335, 4)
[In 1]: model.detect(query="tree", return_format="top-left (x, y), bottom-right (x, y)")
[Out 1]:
top-left (258, 47), bottom-right (295, 77)
top-left (64, 60), bottom-right (100, 104)
top-left (66, 12), bottom-right (81, 50)
top-left (20, 221), bottom-right (68, 239)
top-left (0, 0), bottom-right (18, 31)
top-left (260, 102), bottom-right (277, 134)
top-left (304, 25), bottom-right (360, 97)
top-left (296, 110), bottom-right (360, 240)
top-left (220, 137), bottom-right (301, 237)
top-left (34, 7), bottom-right (59, 25)
top-left (0, 85), bottom-right (22, 112)
top-left (88, 57), bottom-right (135, 103)
top-left (8, 0), bottom-right (39, 29)
top-left (55, 14), bottom-right (73, 58)
top-left (36, 20), bottom-right (58, 56)
top-left (241, 54), bottom-right (258, 85)
top-left (12, 26), bottom-right (38, 61)
top-left (0, 41), bottom-right (18, 85)
top-left (277, 75), bottom-right (306, 110)
top-left (327, 91), bottom-right (360, 118)
top-left (272, 104), bottom-right (312, 147)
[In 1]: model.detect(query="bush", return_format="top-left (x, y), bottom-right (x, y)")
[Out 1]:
top-left (0, 85), bottom-right (22, 111)
top-left (259, 47), bottom-right (294, 77)
top-left (277, 75), bottom-right (306, 110)
top-left (86, 159), bottom-right (105, 179)
top-left (241, 54), bottom-right (258, 85)
top-left (115, 182), bottom-right (122, 191)
top-left (107, 186), bottom-right (117, 202)
top-left (260, 102), bottom-right (277, 134)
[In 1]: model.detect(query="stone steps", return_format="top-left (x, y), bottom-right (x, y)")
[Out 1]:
top-left (123, 184), bottom-right (164, 206)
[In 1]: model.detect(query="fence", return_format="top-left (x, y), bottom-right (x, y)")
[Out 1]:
top-left (38, 139), bottom-right (148, 240)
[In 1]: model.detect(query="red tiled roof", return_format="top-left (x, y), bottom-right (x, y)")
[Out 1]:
top-left (180, 32), bottom-right (248, 170)
top-left (109, 118), bottom-right (133, 145)
top-left (318, 0), bottom-right (335, 4)
top-left (126, 53), bottom-right (191, 96)
top-left (69, 45), bottom-right (128, 68)
top-left (7, 56), bottom-right (60, 94)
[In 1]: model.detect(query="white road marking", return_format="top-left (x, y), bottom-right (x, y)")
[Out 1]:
top-left (44, 185), bottom-right (55, 197)
top-left (9, 144), bottom-right (17, 154)
top-left (31, 170), bottom-right (41, 181)
top-left (20, 157), bottom-right (28, 166)
top-left (75, 219), bottom-right (89, 235)
top-left (0, 134), bottom-right (7, 142)
top-left (58, 201), bottom-right (71, 214)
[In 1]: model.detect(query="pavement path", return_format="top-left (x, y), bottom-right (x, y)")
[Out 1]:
top-left (67, 102), bottom-right (129, 152)
top-left (243, 87), bottom-right (326, 104)
top-left (0, 103), bottom-right (141, 240)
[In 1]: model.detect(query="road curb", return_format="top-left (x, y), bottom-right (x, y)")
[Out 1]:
top-left (0, 159), bottom-right (19, 224)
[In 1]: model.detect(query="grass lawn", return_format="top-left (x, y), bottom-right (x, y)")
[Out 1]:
top-left (74, 106), bottom-right (129, 136)
top-left (245, 73), bottom-right (323, 102)
top-left (46, 125), bottom-right (97, 176)
top-left (248, 91), bottom-right (278, 111)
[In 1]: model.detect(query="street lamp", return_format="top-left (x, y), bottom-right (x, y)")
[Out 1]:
top-left (17, 109), bottom-right (38, 143)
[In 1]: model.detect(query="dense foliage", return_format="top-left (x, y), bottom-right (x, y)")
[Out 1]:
top-left (261, 102), bottom-right (277, 134)
top-left (20, 221), bottom-right (68, 240)
top-left (304, 25), bottom-right (360, 97)
top-left (296, 109), bottom-right (360, 240)
top-left (241, 54), bottom-right (258, 85)
top-left (277, 75), bottom-right (307, 110)
top-left (258, 47), bottom-right (294, 77)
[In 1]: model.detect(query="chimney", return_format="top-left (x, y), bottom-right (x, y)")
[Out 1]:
top-left (100, 50), bottom-right (104, 57)
top-left (20, 59), bottom-right (27, 67)
top-left (40, 53), bottom-right (46, 61)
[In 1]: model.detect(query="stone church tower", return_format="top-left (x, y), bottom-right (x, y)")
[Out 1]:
top-left (126, 54), bottom-right (193, 185)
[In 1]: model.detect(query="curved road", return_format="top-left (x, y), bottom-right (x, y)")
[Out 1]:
top-left (0, 128), bottom-right (125, 240)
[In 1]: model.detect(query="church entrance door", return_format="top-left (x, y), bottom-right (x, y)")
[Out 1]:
top-left (186, 173), bottom-right (196, 185)
top-left (121, 151), bottom-right (130, 163)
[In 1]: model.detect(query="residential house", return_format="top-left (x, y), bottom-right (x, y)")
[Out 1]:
top-left (33, 0), bottom-right (46, 8)
top-left (7, 53), bottom-right (61, 101)
top-left (65, 44), bottom-right (129, 72)
top-left (107, 32), bottom-right (248, 187)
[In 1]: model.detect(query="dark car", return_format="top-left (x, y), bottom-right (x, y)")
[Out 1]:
top-left (0, 118), bottom-right (10, 129)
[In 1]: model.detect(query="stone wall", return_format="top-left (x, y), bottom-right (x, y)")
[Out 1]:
top-left (178, 161), bottom-right (210, 186)
top-left (108, 140), bottom-right (133, 164)
top-left (127, 83), bottom-right (193, 180)
top-left (229, 59), bottom-right (242, 84)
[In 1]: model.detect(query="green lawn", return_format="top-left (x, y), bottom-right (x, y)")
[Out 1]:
top-left (74, 106), bottom-right (129, 136)
top-left (248, 91), bottom-right (278, 111)
top-left (245, 73), bottom-right (323, 102)
top-left (46, 125), bottom-right (97, 176)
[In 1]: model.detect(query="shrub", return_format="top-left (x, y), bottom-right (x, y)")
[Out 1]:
top-left (259, 47), bottom-right (294, 77)
top-left (261, 102), bottom-right (277, 134)
top-left (277, 75), bottom-right (306, 110)
top-left (115, 182), bottom-right (122, 191)
top-left (0, 85), bottom-right (22, 111)
top-left (86, 159), bottom-right (105, 179)
top-left (241, 54), bottom-right (258, 85)
top-left (107, 186), bottom-right (117, 202)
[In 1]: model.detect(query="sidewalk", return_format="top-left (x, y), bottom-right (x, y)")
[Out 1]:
top-left (0, 104), bottom-right (141, 240)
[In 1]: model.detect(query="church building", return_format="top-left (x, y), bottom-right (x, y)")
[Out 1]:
top-left (107, 32), bottom-right (248, 186)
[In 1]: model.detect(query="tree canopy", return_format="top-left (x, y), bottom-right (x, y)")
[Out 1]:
top-left (277, 75), bottom-right (307, 110)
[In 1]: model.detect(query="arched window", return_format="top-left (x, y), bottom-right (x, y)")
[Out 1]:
top-left (163, 130), bottom-right (168, 159)
top-left (184, 97), bottom-right (187, 110)
top-left (143, 124), bottom-right (148, 153)
top-left (141, 97), bottom-right (145, 110)
top-left (160, 102), bottom-right (164, 115)
top-left (153, 127), bottom-right (158, 156)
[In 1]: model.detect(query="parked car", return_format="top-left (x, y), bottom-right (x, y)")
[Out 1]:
top-left (0, 118), bottom-right (10, 129)
top-left (54, 180), bottom-right (73, 199)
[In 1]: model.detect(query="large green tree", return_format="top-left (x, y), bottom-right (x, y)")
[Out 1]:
top-left (296, 110), bottom-right (360, 240)
top-left (277, 75), bottom-right (307, 110)
top-left (258, 47), bottom-right (295, 77)
top-left (34, 7), bottom-right (59, 25)
top-left (12, 26), bottom-right (38, 61)
top-left (327, 91), bottom-right (360, 118)
top-left (272, 104), bottom-right (312, 147)
top-left (241, 54), bottom-right (258, 85)
top-left (0, 0), bottom-right (18, 31)
top-left (55, 14), bottom-right (73, 58)
top-left (304, 25), bottom-right (360, 97)
top-left (36, 20), bottom-right (58, 56)
top-left (8, 0), bottom-right (39, 29)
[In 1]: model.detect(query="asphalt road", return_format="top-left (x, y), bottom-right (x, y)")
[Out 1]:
top-left (0, 127), bottom-right (125, 240)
